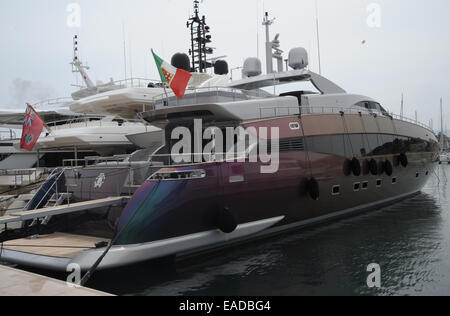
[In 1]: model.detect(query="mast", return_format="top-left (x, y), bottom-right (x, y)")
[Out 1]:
top-left (188, 0), bottom-right (214, 73)
top-left (122, 22), bottom-right (127, 82)
top-left (400, 93), bottom-right (404, 119)
top-left (71, 35), bottom-right (95, 89)
top-left (315, 0), bottom-right (322, 75)
top-left (262, 12), bottom-right (284, 74)
top-left (440, 98), bottom-right (444, 148)
top-left (262, 12), bottom-right (274, 74)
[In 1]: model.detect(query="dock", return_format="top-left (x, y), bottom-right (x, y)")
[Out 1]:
top-left (0, 265), bottom-right (113, 296)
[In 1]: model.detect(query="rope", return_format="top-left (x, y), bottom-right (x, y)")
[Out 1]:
top-left (360, 113), bottom-right (372, 156)
top-left (372, 114), bottom-right (383, 148)
top-left (80, 181), bottom-right (160, 286)
top-left (340, 112), bottom-right (355, 157)
top-left (299, 117), bottom-right (313, 178)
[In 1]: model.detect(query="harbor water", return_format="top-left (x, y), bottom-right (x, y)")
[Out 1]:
top-left (83, 164), bottom-right (450, 296)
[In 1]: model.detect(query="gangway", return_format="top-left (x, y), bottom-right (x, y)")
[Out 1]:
top-left (0, 196), bottom-right (130, 225)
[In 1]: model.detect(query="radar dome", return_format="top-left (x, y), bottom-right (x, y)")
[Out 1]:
top-left (171, 53), bottom-right (191, 72)
top-left (214, 60), bottom-right (229, 75)
top-left (242, 57), bottom-right (262, 78)
top-left (288, 47), bottom-right (309, 70)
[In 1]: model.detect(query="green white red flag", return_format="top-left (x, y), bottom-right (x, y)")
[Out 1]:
top-left (152, 50), bottom-right (192, 99)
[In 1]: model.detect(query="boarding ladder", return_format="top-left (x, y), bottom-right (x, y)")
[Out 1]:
top-left (29, 192), bottom-right (73, 226)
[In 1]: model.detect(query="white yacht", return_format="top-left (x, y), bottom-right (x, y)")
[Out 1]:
top-left (0, 36), bottom-right (163, 192)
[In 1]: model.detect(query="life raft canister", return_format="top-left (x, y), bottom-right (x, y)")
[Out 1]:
top-left (399, 153), bottom-right (408, 167)
top-left (307, 177), bottom-right (320, 201)
top-left (217, 207), bottom-right (238, 234)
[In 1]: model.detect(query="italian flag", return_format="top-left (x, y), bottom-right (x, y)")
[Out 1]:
top-left (152, 50), bottom-right (192, 99)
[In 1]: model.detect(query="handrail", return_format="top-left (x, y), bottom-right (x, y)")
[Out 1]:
top-left (0, 168), bottom-right (48, 176)
top-left (152, 86), bottom-right (267, 103)
top-left (30, 78), bottom-right (161, 109)
top-left (109, 77), bottom-right (161, 89)
top-left (21, 168), bottom-right (59, 211)
top-left (256, 105), bottom-right (433, 132)
top-left (0, 130), bottom-right (17, 141)
top-left (45, 116), bottom-right (146, 129)
top-left (32, 97), bottom-right (73, 109)
top-left (62, 155), bottom-right (128, 167)
top-left (23, 168), bottom-right (66, 213)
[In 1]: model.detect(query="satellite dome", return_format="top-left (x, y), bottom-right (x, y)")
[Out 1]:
top-left (242, 57), bottom-right (262, 78)
top-left (288, 47), bottom-right (309, 70)
top-left (171, 53), bottom-right (191, 72)
top-left (214, 60), bottom-right (229, 75)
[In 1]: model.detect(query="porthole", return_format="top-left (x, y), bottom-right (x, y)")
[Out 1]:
top-left (376, 179), bottom-right (382, 187)
top-left (353, 182), bottom-right (361, 192)
top-left (392, 177), bottom-right (398, 184)
top-left (289, 122), bottom-right (300, 130)
top-left (332, 185), bottom-right (341, 196)
top-left (362, 181), bottom-right (369, 190)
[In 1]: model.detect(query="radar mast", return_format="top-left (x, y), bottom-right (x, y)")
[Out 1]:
top-left (187, 0), bottom-right (214, 73)
top-left (70, 35), bottom-right (95, 89)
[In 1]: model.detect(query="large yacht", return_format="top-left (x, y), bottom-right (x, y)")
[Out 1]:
top-left (0, 5), bottom-right (439, 272)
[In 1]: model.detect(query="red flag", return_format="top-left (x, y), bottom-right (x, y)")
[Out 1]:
top-left (20, 104), bottom-right (45, 151)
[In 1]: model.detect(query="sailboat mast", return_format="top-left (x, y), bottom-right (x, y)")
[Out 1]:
top-left (440, 98), bottom-right (444, 147)
top-left (315, 0), bottom-right (322, 75)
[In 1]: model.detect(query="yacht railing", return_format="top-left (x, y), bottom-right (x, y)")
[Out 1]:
top-left (110, 77), bottom-right (161, 89)
top-left (32, 97), bottom-right (74, 109)
top-left (31, 78), bottom-right (161, 109)
top-left (0, 168), bottom-right (50, 188)
top-left (258, 106), bottom-right (433, 132)
top-left (0, 130), bottom-right (17, 141)
top-left (62, 155), bottom-right (129, 167)
top-left (152, 86), bottom-right (268, 105)
top-left (45, 116), bottom-right (147, 129)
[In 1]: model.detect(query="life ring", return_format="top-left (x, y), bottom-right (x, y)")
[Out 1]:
top-left (378, 161), bottom-right (385, 175)
top-left (351, 158), bottom-right (361, 176)
top-left (217, 207), bottom-right (238, 234)
top-left (307, 177), bottom-right (320, 201)
top-left (369, 159), bottom-right (378, 175)
top-left (384, 160), bottom-right (393, 176)
top-left (362, 159), bottom-right (370, 175)
top-left (343, 159), bottom-right (352, 176)
top-left (399, 153), bottom-right (408, 167)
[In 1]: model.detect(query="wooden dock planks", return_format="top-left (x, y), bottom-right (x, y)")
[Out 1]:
top-left (2, 233), bottom-right (111, 258)
top-left (0, 265), bottom-right (113, 296)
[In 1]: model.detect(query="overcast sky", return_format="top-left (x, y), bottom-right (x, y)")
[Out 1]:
top-left (0, 0), bottom-right (449, 131)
